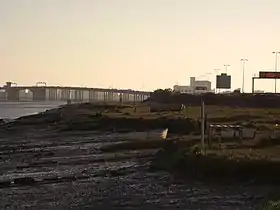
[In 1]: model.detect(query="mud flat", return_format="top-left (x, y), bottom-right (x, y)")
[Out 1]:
top-left (0, 102), bottom-right (279, 209)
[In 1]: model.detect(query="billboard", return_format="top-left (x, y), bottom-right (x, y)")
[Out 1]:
top-left (216, 73), bottom-right (231, 89)
top-left (259, 71), bottom-right (280, 79)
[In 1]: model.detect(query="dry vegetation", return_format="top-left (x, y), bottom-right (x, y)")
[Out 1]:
top-left (3, 102), bottom-right (280, 169)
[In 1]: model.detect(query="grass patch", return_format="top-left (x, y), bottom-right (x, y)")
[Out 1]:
top-left (262, 200), bottom-right (280, 210)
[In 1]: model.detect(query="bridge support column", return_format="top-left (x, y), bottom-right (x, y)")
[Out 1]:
top-left (119, 93), bottom-right (123, 103)
top-left (7, 89), bottom-right (19, 100)
top-left (48, 89), bottom-right (57, 101)
top-left (103, 92), bottom-right (108, 101)
top-left (33, 88), bottom-right (47, 101)
top-left (61, 89), bottom-right (68, 101)
top-left (123, 93), bottom-right (129, 102)
top-left (74, 90), bottom-right (83, 101)
top-left (89, 90), bottom-right (97, 101)
top-left (108, 91), bottom-right (113, 101)
top-left (66, 90), bottom-right (71, 100)
top-left (80, 90), bottom-right (83, 101)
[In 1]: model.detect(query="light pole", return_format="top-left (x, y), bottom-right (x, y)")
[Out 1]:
top-left (273, 52), bottom-right (280, 93)
top-left (240, 59), bottom-right (248, 93)
top-left (224, 64), bottom-right (230, 74)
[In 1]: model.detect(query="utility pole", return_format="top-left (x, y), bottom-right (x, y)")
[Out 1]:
top-left (240, 59), bottom-right (248, 93)
top-left (273, 52), bottom-right (280, 93)
top-left (201, 100), bottom-right (205, 154)
top-left (224, 64), bottom-right (230, 74)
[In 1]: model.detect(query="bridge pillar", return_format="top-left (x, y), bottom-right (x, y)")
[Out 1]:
top-left (141, 94), bottom-right (144, 101)
top-left (66, 90), bottom-right (71, 100)
top-left (61, 89), bottom-right (68, 101)
top-left (89, 90), bottom-right (97, 101)
top-left (79, 90), bottom-right (84, 101)
top-left (74, 89), bottom-right (83, 101)
top-left (7, 88), bottom-right (19, 100)
top-left (74, 89), bottom-right (81, 101)
top-left (32, 88), bottom-right (46, 101)
top-left (122, 93), bottom-right (129, 102)
top-left (48, 88), bottom-right (57, 101)
top-left (103, 92), bottom-right (108, 101)
top-left (108, 91), bottom-right (113, 101)
top-left (119, 93), bottom-right (123, 103)
top-left (79, 90), bottom-right (83, 101)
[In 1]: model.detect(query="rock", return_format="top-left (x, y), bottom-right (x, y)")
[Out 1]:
top-left (59, 176), bottom-right (77, 182)
top-left (14, 177), bottom-right (36, 185)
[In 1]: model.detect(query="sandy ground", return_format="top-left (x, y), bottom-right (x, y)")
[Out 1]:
top-left (0, 128), bottom-right (276, 210)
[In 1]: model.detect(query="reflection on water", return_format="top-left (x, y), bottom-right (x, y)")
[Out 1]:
top-left (0, 101), bottom-right (66, 119)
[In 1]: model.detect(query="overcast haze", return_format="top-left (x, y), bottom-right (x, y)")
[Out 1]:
top-left (1, 0), bottom-right (280, 92)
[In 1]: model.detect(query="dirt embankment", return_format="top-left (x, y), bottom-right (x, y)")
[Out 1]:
top-left (2, 102), bottom-right (280, 186)
top-left (0, 102), bottom-right (198, 135)
top-left (151, 140), bottom-right (280, 185)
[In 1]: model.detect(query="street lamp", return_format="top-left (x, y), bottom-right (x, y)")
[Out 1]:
top-left (224, 64), bottom-right (230, 74)
top-left (240, 59), bottom-right (248, 93)
top-left (273, 52), bottom-right (280, 93)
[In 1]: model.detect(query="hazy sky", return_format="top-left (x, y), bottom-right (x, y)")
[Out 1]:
top-left (1, 0), bottom-right (280, 92)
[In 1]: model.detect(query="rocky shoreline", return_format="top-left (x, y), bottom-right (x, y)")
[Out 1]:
top-left (0, 102), bottom-right (280, 209)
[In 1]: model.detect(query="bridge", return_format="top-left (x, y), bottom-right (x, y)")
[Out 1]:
top-left (0, 82), bottom-right (151, 102)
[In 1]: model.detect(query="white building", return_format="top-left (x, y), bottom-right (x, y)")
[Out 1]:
top-left (173, 77), bottom-right (213, 94)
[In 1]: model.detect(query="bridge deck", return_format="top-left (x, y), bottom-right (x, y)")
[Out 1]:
top-left (0, 86), bottom-right (151, 94)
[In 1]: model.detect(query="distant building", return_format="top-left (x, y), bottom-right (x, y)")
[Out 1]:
top-left (173, 77), bottom-right (214, 94)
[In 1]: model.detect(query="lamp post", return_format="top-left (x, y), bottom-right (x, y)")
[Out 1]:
top-left (273, 52), bottom-right (280, 93)
top-left (240, 59), bottom-right (248, 93)
top-left (224, 64), bottom-right (230, 74)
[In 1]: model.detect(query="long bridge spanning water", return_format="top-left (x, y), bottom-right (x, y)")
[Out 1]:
top-left (0, 82), bottom-right (151, 102)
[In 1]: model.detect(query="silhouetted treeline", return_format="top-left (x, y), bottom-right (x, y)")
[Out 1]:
top-left (148, 89), bottom-right (280, 108)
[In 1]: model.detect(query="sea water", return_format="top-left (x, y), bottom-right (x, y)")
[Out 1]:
top-left (0, 101), bottom-right (66, 119)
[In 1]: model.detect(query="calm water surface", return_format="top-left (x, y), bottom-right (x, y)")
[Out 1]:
top-left (0, 101), bottom-right (66, 119)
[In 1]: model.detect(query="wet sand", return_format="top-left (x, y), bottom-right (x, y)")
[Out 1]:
top-left (0, 127), bottom-right (273, 209)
